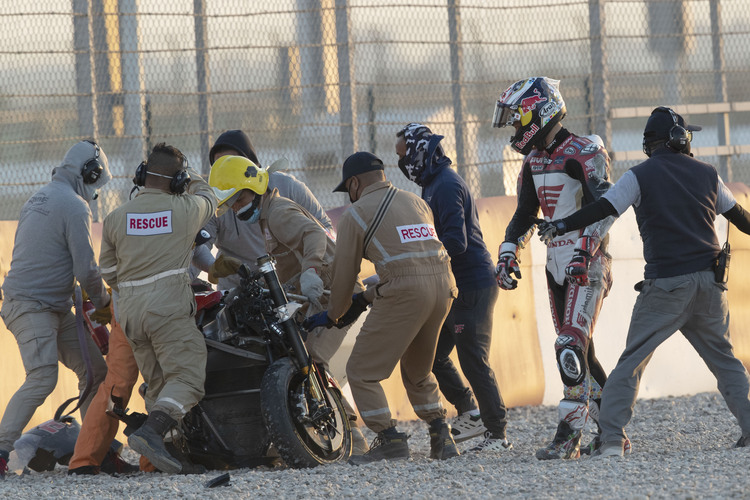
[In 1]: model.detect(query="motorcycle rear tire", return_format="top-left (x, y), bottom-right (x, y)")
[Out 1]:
top-left (260, 357), bottom-right (352, 468)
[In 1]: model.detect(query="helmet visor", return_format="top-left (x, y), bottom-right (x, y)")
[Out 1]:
top-left (492, 101), bottom-right (519, 128)
top-left (212, 187), bottom-right (241, 217)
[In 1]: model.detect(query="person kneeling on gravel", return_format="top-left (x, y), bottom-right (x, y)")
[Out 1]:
top-left (304, 152), bottom-right (460, 464)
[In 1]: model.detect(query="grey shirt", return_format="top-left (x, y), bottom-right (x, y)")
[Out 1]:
top-left (603, 170), bottom-right (736, 215)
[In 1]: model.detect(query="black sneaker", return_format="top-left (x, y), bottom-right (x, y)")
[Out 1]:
top-left (735, 435), bottom-right (750, 448)
top-left (535, 420), bottom-right (582, 460)
top-left (348, 429), bottom-right (409, 465)
top-left (429, 421), bottom-right (460, 460)
top-left (68, 465), bottom-right (99, 476)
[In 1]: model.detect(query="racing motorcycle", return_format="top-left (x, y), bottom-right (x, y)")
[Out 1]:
top-left (114, 255), bottom-right (353, 470)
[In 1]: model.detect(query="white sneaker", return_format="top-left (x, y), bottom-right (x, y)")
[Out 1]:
top-left (451, 413), bottom-right (487, 443)
top-left (592, 438), bottom-right (632, 458)
top-left (468, 432), bottom-right (513, 453)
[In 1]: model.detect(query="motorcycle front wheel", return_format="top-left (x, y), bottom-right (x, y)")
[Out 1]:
top-left (260, 357), bottom-right (352, 468)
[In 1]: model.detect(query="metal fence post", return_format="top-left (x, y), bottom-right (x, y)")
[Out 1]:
top-left (73, 0), bottom-right (96, 139)
top-left (335, 0), bottom-right (357, 156)
top-left (588, 0), bottom-right (611, 150)
top-left (710, 0), bottom-right (732, 181)
top-left (194, 0), bottom-right (213, 175)
top-left (120, 0), bottom-right (147, 161)
top-left (448, 0), bottom-right (477, 195)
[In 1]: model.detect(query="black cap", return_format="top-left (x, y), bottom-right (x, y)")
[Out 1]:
top-left (333, 152), bottom-right (384, 192)
top-left (644, 107), bottom-right (702, 139)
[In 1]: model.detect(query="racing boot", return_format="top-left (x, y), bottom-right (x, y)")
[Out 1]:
top-left (536, 400), bottom-right (588, 460)
top-left (128, 411), bottom-right (182, 474)
top-left (429, 418), bottom-right (460, 460)
top-left (348, 427), bottom-right (409, 465)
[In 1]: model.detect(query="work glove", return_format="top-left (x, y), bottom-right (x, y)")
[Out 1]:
top-left (565, 236), bottom-right (598, 287)
top-left (302, 311), bottom-right (335, 331)
top-left (300, 268), bottom-right (325, 308)
top-left (336, 292), bottom-right (371, 329)
top-left (537, 219), bottom-right (568, 245)
top-left (90, 303), bottom-right (112, 325)
top-left (208, 254), bottom-right (243, 284)
top-left (496, 242), bottom-right (521, 290)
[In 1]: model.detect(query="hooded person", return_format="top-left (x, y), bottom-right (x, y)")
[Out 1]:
top-left (191, 130), bottom-right (334, 290)
top-left (395, 123), bottom-right (511, 452)
top-left (0, 140), bottom-right (113, 477)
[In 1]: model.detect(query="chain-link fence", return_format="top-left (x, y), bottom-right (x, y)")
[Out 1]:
top-left (2, 0), bottom-right (749, 220)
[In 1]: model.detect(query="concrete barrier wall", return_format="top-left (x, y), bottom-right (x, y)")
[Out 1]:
top-left (3, 182), bottom-right (750, 436)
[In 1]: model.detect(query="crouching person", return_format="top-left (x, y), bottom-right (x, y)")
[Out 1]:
top-left (99, 143), bottom-right (216, 474)
top-left (305, 152), bottom-right (459, 464)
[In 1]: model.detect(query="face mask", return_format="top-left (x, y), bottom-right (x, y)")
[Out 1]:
top-left (236, 195), bottom-right (262, 223)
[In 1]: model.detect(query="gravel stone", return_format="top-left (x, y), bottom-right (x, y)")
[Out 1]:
top-left (1, 392), bottom-right (748, 499)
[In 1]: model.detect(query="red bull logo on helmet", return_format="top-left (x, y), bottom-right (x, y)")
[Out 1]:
top-left (514, 123), bottom-right (540, 150)
top-left (520, 88), bottom-right (547, 114)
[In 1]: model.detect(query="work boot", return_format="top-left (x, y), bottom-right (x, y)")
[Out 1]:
top-left (0, 449), bottom-right (9, 479)
top-left (348, 427), bottom-right (409, 465)
top-left (128, 411), bottom-right (182, 474)
top-left (163, 441), bottom-right (206, 475)
top-left (429, 419), bottom-right (459, 460)
top-left (351, 426), bottom-right (370, 456)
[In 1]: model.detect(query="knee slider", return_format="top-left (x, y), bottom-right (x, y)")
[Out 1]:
top-left (555, 334), bottom-right (586, 387)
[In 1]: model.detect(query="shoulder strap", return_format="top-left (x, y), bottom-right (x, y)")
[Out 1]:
top-left (363, 186), bottom-right (397, 258)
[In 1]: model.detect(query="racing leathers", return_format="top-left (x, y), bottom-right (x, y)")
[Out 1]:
top-left (501, 127), bottom-right (615, 459)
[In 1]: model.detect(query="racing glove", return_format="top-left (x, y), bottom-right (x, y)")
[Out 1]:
top-left (302, 311), bottom-right (335, 331)
top-left (208, 254), bottom-right (243, 284)
top-left (537, 219), bottom-right (568, 245)
top-left (300, 268), bottom-right (325, 307)
top-left (336, 292), bottom-right (371, 329)
top-left (496, 242), bottom-right (521, 290)
top-left (565, 236), bottom-right (599, 286)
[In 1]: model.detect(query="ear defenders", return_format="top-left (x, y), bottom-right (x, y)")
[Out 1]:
top-left (661, 107), bottom-right (690, 152)
top-left (133, 155), bottom-right (190, 194)
top-left (81, 140), bottom-right (104, 184)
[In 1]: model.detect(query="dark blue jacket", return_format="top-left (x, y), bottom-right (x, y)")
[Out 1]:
top-left (418, 135), bottom-right (496, 290)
